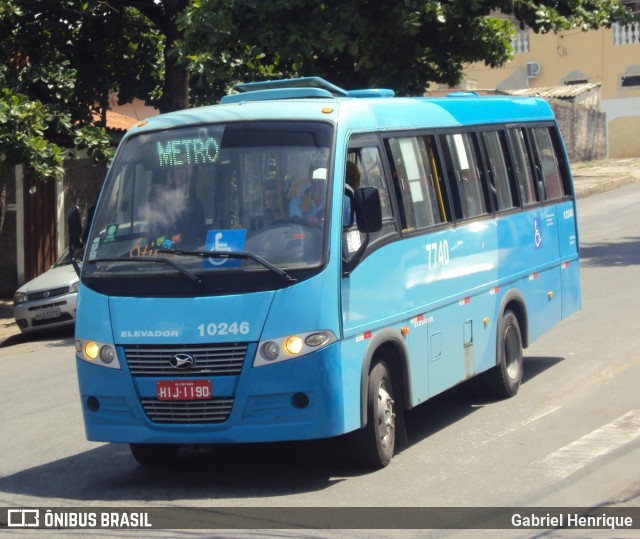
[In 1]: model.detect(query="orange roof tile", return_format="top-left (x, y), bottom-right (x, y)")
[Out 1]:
top-left (92, 109), bottom-right (139, 132)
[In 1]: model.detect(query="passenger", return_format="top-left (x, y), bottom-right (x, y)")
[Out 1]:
top-left (343, 161), bottom-right (362, 226)
top-left (346, 160), bottom-right (362, 190)
top-left (289, 179), bottom-right (325, 226)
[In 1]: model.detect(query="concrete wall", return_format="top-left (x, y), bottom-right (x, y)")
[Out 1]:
top-left (601, 96), bottom-right (640, 157)
top-left (549, 100), bottom-right (607, 162)
top-left (608, 115), bottom-right (640, 158)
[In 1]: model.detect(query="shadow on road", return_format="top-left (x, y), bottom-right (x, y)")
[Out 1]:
top-left (0, 439), bottom-right (358, 502)
top-left (0, 355), bottom-right (564, 502)
top-left (405, 355), bottom-right (564, 444)
top-left (0, 327), bottom-right (74, 348)
top-left (580, 236), bottom-right (640, 267)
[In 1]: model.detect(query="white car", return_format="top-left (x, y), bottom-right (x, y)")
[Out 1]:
top-left (13, 249), bottom-right (79, 333)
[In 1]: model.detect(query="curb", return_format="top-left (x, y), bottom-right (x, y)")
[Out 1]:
top-left (575, 175), bottom-right (640, 199)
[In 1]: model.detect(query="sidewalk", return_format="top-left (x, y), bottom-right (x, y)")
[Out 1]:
top-left (572, 157), bottom-right (640, 199)
top-left (1, 157), bottom-right (640, 346)
top-left (0, 299), bottom-right (20, 347)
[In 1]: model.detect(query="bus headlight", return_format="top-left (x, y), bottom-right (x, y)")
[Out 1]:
top-left (75, 338), bottom-right (121, 369)
top-left (283, 336), bottom-right (304, 355)
top-left (260, 341), bottom-right (280, 361)
top-left (254, 330), bottom-right (337, 367)
top-left (84, 341), bottom-right (100, 360)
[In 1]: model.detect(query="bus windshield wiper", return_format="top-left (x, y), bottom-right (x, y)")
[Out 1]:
top-left (157, 249), bottom-right (298, 283)
top-left (88, 257), bottom-right (204, 286)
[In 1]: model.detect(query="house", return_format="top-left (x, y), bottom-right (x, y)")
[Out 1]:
top-left (443, 2), bottom-right (640, 158)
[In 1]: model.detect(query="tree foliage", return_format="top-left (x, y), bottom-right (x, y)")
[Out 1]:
top-left (181, 0), bottom-right (635, 102)
top-left (0, 0), bottom-right (163, 179)
top-left (0, 0), bottom-right (635, 188)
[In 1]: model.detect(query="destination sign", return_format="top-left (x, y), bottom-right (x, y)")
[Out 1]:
top-left (157, 138), bottom-right (220, 167)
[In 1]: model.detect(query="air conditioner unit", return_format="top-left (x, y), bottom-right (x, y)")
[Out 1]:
top-left (527, 61), bottom-right (541, 78)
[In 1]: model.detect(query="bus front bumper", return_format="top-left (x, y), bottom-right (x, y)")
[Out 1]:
top-left (75, 343), bottom-right (355, 445)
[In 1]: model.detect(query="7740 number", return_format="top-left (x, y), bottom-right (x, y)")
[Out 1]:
top-left (426, 239), bottom-right (450, 271)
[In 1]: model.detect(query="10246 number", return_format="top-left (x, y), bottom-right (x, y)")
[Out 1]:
top-left (197, 322), bottom-right (250, 337)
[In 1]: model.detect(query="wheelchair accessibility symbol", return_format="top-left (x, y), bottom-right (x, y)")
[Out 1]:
top-left (204, 229), bottom-right (247, 268)
top-left (534, 218), bottom-right (543, 249)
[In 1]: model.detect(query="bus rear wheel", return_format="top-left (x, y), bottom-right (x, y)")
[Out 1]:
top-left (130, 443), bottom-right (179, 467)
top-left (484, 309), bottom-right (524, 398)
top-left (350, 360), bottom-right (396, 468)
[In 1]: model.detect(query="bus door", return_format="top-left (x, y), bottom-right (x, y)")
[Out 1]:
top-left (341, 139), bottom-right (400, 330)
top-left (529, 125), bottom-right (581, 319)
top-left (524, 125), bottom-right (566, 337)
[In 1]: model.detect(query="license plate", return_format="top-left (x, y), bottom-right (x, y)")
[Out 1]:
top-left (34, 307), bottom-right (61, 320)
top-left (157, 380), bottom-right (212, 401)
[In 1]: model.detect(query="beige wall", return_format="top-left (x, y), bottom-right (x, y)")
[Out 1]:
top-left (609, 115), bottom-right (640, 157)
top-left (462, 24), bottom-right (640, 157)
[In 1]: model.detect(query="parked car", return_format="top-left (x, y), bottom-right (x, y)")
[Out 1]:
top-left (13, 249), bottom-right (79, 333)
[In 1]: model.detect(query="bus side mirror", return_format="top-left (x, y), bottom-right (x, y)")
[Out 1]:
top-left (342, 187), bottom-right (382, 277)
top-left (68, 206), bottom-right (83, 250)
top-left (354, 186), bottom-right (382, 233)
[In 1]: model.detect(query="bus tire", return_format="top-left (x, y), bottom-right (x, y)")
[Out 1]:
top-left (350, 360), bottom-right (396, 468)
top-left (484, 309), bottom-right (524, 398)
top-left (130, 443), bottom-right (179, 467)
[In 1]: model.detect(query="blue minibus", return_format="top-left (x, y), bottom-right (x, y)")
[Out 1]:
top-left (69, 77), bottom-right (581, 468)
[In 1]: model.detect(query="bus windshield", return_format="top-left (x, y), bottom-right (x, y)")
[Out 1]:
top-left (84, 121), bottom-right (334, 287)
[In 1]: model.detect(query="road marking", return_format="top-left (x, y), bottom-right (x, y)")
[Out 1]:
top-left (538, 410), bottom-right (640, 480)
top-left (522, 405), bottom-right (562, 425)
top-left (477, 405), bottom-right (562, 447)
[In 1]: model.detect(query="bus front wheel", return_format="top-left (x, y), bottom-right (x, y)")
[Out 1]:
top-left (350, 360), bottom-right (396, 468)
top-left (484, 309), bottom-right (524, 398)
top-left (130, 443), bottom-right (179, 467)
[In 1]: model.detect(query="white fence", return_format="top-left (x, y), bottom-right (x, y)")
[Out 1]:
top-left (613, 22), bottom-right (640, 45)
top-left (511, 30), bottom-right (530, 54)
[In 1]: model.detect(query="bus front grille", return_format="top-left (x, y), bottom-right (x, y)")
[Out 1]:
top-left (140, 398), bottom-right (234, 424)
top-left (124, 343), bottom-right (248, 377)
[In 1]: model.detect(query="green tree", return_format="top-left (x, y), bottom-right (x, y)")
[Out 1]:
top-left (0, 88), bottom-right (66, 233)
top-left (182, 0), bottom-right (635, 102)
top-left (0, 0), bottom-right (164, 233)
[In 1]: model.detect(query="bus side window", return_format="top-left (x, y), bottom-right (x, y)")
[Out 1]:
top-left (530, 126), bottom-right (566, 200)
top-left (439, 132), bottom-right (490, 220)
top-left (347, 146), bottom-right (397, 242)
top-left (386, 135), bottom-right (446, 232)
top-left (423, 135), bottom-right (450, 224)
top-left (549, 126), bottom-right (573, 197)
top-left (481, 130), bottom-right (517, 211)
top-left (507, 127), bottom-right (538, 206)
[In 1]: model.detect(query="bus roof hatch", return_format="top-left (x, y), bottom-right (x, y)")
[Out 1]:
top-left (221, 76), bottom-right (395, 103)
top-left (232, 76), bottom-right (347, 96)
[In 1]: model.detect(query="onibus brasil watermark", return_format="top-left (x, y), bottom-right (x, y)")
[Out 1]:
top-left (4, 509), bottom-right (151, 529)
